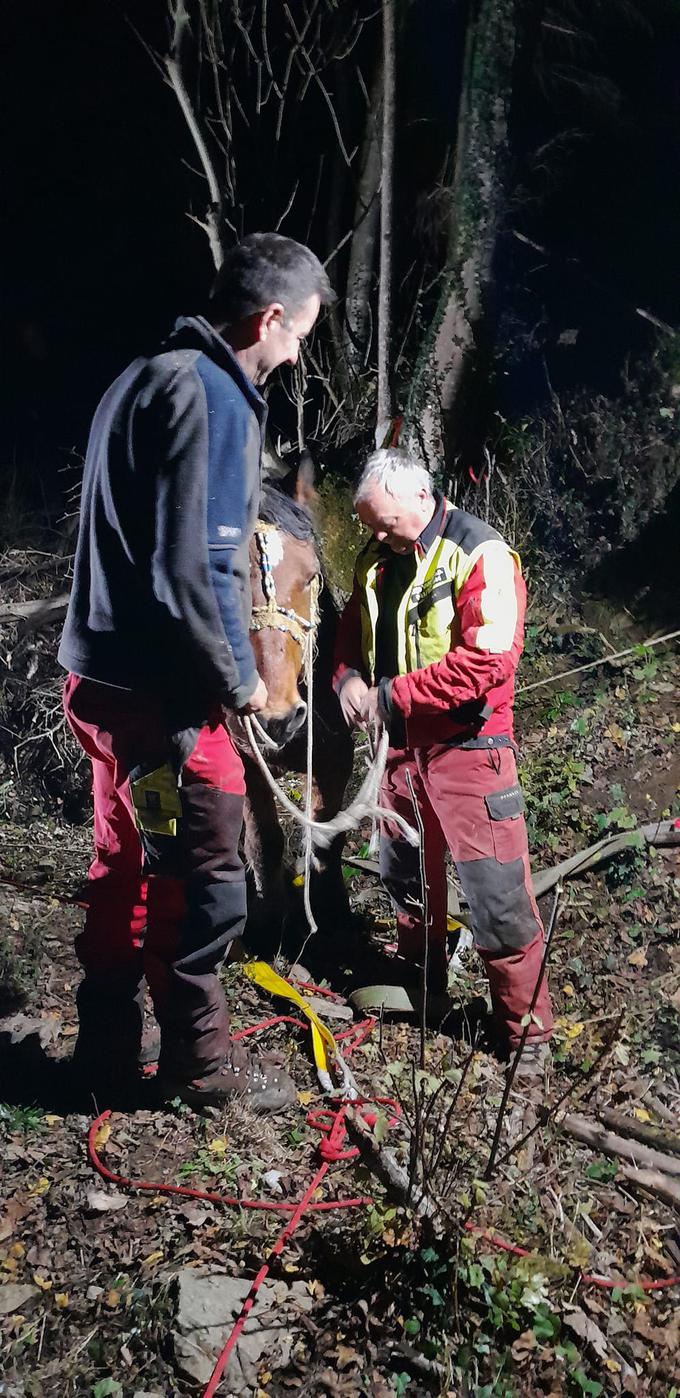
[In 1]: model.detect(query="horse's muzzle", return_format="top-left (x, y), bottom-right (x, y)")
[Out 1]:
top-left (258, 701), bottom-right (307, 749)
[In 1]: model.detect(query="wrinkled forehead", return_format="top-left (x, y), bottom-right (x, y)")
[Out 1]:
top-left (358, 486), bottom-right (401, 525)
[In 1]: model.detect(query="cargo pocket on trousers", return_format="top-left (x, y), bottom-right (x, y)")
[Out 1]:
top-left (484, 784), bottom-right (527, 863)
top-left (130, 763), bottom-right (182, 838)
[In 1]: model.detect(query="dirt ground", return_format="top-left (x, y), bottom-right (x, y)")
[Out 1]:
top-left (0, 591), bottom-right (679, 1397)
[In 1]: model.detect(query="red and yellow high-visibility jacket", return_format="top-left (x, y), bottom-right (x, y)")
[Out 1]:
top-left (333, 495), bottom-right (526, 746)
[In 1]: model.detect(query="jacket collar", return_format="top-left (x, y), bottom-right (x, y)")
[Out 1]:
top-left (164, 315), bottom-right (267, 422)
top-left (416, 491), bottom-right (446, 556)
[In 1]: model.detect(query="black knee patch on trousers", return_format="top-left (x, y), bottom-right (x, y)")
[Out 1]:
top-left (457, 856), bottom-right (537, 953)
top-left (178, 785), bottom-right (246, 971)
top-left (141, 782), bottom-right (247, 973)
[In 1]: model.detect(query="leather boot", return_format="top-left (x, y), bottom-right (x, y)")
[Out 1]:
top-left (156, 1039), bottom-right (297, 1113)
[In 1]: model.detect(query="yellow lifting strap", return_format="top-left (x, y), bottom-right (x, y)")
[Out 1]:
top-left (242, 960), bottom-right (338, 1086)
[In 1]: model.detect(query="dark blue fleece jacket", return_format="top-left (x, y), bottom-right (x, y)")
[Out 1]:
top-left (58, 317), bottom-right (266, 713)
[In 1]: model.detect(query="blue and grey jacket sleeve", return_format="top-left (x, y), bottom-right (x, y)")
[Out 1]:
top-left (138, 362), bottom-right (258, 709)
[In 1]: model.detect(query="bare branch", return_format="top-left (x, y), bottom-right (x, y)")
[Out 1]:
top-left (274, 180), bottom-right (300, 231)
top-left (165, 0), bottom-right (223, 269)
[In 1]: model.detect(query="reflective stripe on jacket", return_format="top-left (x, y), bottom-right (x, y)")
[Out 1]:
top-left (334, 498), bottom-right (526, 745)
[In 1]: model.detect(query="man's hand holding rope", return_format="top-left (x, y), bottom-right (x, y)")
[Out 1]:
top-left (337, 674), bottom-right (369, 728)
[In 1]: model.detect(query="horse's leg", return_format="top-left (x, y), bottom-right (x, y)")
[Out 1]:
top-left (242, 757), bottom-right (287, 958)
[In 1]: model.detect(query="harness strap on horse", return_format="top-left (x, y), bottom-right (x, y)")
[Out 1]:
top-left (250, 521), bottom-right (320, 649)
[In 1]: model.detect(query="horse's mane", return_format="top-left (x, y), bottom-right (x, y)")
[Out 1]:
top-left (259, 482), bottom-right (316, 541)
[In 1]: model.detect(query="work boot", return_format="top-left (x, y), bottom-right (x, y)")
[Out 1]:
top-left (156, 1040), bottom-right (297, 1113)
top-left (508, 1040), bottom-right (552, 1083)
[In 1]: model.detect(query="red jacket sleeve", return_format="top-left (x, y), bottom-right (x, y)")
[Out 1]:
top-left (389, 547), bottom-right (525, 718)
top-left (332, 579), bottom-right (369, 693)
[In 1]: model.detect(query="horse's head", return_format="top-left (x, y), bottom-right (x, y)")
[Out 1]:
top-left (249, 458), bottom-right (320, 748)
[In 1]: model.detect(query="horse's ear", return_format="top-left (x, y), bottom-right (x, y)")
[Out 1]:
top-left (283, 449), bottom-right (316, 506)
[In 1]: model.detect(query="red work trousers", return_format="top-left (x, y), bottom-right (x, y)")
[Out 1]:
top-left (63, 674), bottom-right (247, 1080)
top-left (379, 742), bottom-right (553, 1047)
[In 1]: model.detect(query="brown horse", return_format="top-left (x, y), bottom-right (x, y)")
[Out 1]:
top-left (232, 464), bottom-right (354, 950)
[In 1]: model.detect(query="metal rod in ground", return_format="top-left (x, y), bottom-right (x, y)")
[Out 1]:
top-left (404, 765), bottom-right (429, 1071)
top-left (484, 882), bottom-right (562, 1180)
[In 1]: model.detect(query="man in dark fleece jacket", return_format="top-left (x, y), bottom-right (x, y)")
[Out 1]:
top-left (59, 233), bottom-right (331, 1110)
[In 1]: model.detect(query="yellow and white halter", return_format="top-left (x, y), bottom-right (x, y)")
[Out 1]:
top-left (249, 520), bottom-right (320, 649)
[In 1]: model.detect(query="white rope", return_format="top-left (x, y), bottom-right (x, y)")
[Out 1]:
top-left (242, 716), bottom-right (419, 849)
top-left (302, 626), bottom-right (318, 938)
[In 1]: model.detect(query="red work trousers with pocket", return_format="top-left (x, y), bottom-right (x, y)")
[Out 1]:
top-left (63, 673), bottom-right (247, 1081)
top-left (378, 741), bottom-right (553, 1047)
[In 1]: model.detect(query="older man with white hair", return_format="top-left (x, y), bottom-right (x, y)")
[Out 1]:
top-left (333, 448), bottom-right (553, 1078)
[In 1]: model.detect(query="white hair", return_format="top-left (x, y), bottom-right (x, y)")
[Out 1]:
top-left (353, 448), bottom-right (434, 505)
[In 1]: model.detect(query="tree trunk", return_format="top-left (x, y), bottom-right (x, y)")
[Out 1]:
top-left (376, 0), bottom-right (397, 447)
top-left (342, 56), bottom-right (383, 379)
top-left (404, 0), bottom-right (517, 469)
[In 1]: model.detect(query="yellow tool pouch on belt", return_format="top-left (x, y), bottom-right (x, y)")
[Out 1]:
top-left (130, 764), bottom-right (182, 837)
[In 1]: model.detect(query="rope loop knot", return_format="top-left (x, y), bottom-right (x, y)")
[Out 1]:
top-left (308, 1098), bottom-right (401, 1164)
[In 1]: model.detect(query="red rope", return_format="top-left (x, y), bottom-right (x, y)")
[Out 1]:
top-left (287, 977), bottom-right (345, 1001)
top-left (201, 1157), bottom-right (332, 1398)
top-left (463, 1224), bottom-right (680, 1291)
top-left (0, 871), bottom-right (88, 908)
top-left (86, 1013), bottom-right (680, 1398)
top-left (87, 1110), bottom-right (370, 1214)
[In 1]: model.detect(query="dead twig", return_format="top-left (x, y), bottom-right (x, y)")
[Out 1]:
top-left (0, 594), bottom-right (70, 630)
top-left (343, 1104), bottom-right (436, 1221)
top-left (517, 628), bottom-right (680, 697)
top-left (614, 1165), bottom-right (680, 1213)
top-left (598, 1108), bottom-right (680, 1158)
top-left (494, 1010), bottom-right (626, 1173)
top-left (557, 1113), bottom-right (680, 1178)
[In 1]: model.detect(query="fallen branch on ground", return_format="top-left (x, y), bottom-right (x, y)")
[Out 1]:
top-left (531, 819), bottom-right (680, 897)
top-left (516, 627), bottom-right (680, 697)
top-left (0, 594), bottom-right (70, 633)
top-left (343, 1105), bottom-right (437, 1222)
top-left (558, 1112), bottom-right (680, 1177)
top-left (598, 1108), bottom-right (680, 1158)
top-left (342, 820), bottom-right (680, 901)
top-left (615, 1164), bottom-right (680, 1213)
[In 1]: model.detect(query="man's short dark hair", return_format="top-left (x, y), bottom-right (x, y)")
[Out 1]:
top-left (208, 232), bottom-right (335, 327)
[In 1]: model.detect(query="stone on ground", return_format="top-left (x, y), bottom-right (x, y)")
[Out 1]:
top-left (172, 1268), bottom-right (312, 1393)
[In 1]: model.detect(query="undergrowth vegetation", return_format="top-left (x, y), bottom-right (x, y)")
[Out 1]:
top-left (0, 363), bottom-right (679, 1395)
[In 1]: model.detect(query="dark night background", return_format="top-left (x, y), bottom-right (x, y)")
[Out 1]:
top-left (3, 1), bottom-right (680, 511)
